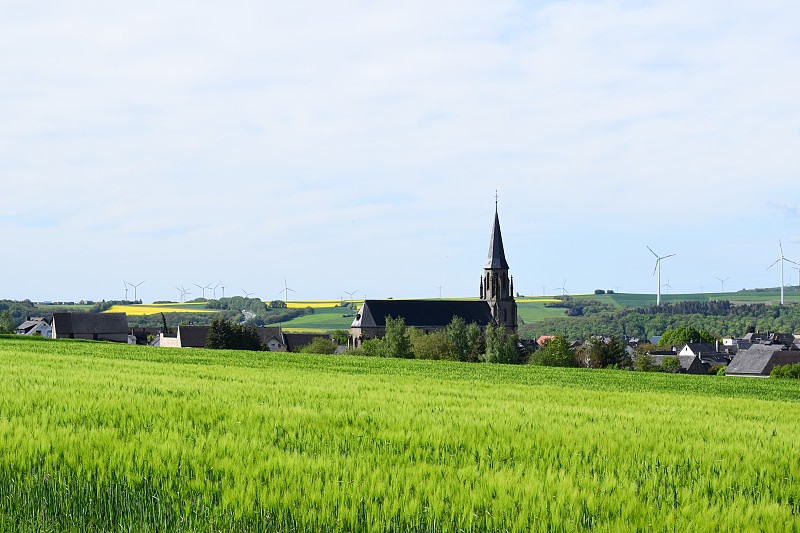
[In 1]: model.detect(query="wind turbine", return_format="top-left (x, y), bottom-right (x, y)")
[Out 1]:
top-left (647, 246), bottom-right (674, 305)
top-left (130, 281), bottom-right (144, 303)
top-left (715, 276), bottom-right (730, 293)
top-left (661, 278), bottom-right (673, 294)
top-left (345, 290), bottom-right (357, 301)
top-left (176, 285), bottom-right (190, 302)
top-left (279, 277), bottom-right (296, 303)
top-left (219, 281), bottom-right (226, 299)
top-left (123, 281), bottom-right (130, 302)
top-left (212, 282), bottom-right (220, 298)
top-left (767, 240), bottom-right (798, 305)
top-left (242, 289), bottom-right (254, 298)
top-left (554, 279), bottom-right (569, 296)
top-left (194, 283), bottom-right (213, 299)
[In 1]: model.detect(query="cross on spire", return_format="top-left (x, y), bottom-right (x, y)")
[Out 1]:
top-left (494, 190), bottom-right (499, 211)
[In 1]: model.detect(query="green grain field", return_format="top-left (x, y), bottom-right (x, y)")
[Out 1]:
top-left (1, 336), bottom-right (799, 531)
top-left (269, 306), bottom-right (356, 331)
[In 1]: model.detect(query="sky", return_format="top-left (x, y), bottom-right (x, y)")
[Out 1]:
top-left (2, 0), bottom-right (800, 303)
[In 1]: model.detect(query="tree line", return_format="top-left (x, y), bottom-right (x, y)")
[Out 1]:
top-left (521, 299), bottom-right (800, 340)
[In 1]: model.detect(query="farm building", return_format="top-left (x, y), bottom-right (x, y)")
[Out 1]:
top-left (158, 324), bottom-right (330, 352)
top-left (726, 344), bottom-right (800, 377)
top-left (51, 313), bottom-right (128, 343)
top-left (350, 205), bottom-right (518, 347)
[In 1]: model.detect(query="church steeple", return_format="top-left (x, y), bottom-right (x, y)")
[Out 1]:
top-left (480, 198), bottom-right (517, 332)
top-left (485, 207), bottom-right (510, 270)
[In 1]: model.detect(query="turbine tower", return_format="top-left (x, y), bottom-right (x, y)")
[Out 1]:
top-left (123, 281), bottom-right (130, 302)
top-left (194, 283), bottom-right (213, 300)
top-left (661, 278), bottom-right (673, 294)
top-left (767, 240), bottom-right (798, 305)
top-left (280, 277), bottom-right (296, 303)
top-left (554, 279), bottom-right (569, 296)
top-left (130, 281), bottom-right (144, 303)
top-left (715, 276), bottom-right (730, 293)
top-left (647, 246), bottom-right (675, 306)
top-left (176, 285), bottom-right (190, 302)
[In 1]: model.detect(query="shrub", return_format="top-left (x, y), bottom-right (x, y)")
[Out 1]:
top-left (770, 363), bottom-right (800, 379)
top-left (661, 356), bottom-right (682, 373)
top-left (410, 329), bottom-right (451, 360)
top-left (708, 364), bottom-right (727, 376)
top-left (298, 337), bottom-right (337, 355)
top-left (634, 353), bottom-right (657, 372)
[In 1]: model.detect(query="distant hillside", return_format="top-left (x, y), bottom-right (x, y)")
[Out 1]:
top-left (519, 295), bottom-right (800, 340)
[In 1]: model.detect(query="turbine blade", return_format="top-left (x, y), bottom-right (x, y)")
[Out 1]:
top-left (652, 260), bottom-right (659, 276)
top-left (767, 258), bottom-right (781, 269)
top-left (646, 245), bottom-right (658, 258)
top-left (785, 258), bottom-right (800, 266)
top-left (662, 254), bottom-right (675, 259)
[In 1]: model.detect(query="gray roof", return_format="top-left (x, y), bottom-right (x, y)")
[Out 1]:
top-left (353, 299), bottom-right (494, 329)
top-left (178, 325), bottom-right (210, 348)
top-left (255, 326), bottom-right (284, 344)
top-left (683, 343), bottom-right (718, 354)
top-left (485, 209), bottom-right (510, 269)
top-left (53, 313), bottom-right (128, 335)
top-left (727, 345), bottom-right (800, 376)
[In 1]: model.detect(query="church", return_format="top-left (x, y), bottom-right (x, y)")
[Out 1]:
top-left (349, 205), bottom-right (517, 347)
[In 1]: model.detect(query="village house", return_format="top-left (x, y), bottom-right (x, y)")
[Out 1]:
top-left (159, 325), bottom-right (210, 348)
top-left (350, 205), bottom-right (518, 347)
top-left (726, 344), bottom-right (800, 377)
top-left (14, 317), bottom-right (52, 338)
top-left (51, 312), bottom-right (129, 343)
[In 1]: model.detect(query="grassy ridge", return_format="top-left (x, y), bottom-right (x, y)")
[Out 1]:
top-left (1, 336), bottom-right (800, 531)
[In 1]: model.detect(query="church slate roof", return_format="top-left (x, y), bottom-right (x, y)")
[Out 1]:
top-left (485, 210), bottom-right (510, 269)
top-left (354, 299), bottom-right (494, 328)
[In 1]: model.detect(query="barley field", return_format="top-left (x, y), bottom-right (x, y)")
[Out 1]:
top-left (1, 336), bottom-right (799, 531)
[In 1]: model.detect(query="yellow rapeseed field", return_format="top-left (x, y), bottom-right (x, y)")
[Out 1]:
top-left (103, 304), bottom-right (220, 316)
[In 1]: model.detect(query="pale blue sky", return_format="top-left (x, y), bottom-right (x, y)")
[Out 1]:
top-left (2, 1), bottom-right (799, 302)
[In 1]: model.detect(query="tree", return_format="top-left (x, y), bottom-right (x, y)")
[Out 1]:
top-left (269, 300), bottom-right (287, 309)
top-left (0, 310), bottom-right (15, 334)
top-left (447, 316), bottom-right (482, 362)
top-left (381, 316), bottom-right (414, 358)
top-left (482, 323), bottom-right (519, 364)
top-left (205, 317), bottom-right (262, 351)
top-left (530, 335), bottom-right (575, 367)
top-left (579, 336), bottom-right (630, 369)
top-left (606, 336), bottom-right (632, 369)
top-left (657, 326), bottom-right (716, 348)
top-left (410, 329), bottom-right (451, 360)
top-left (661, 355), bottom-right (682, 373)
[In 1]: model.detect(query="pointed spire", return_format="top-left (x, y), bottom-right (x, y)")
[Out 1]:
top-left (485, 206), bottom-right (510, 269)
